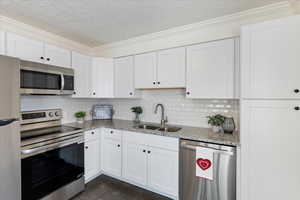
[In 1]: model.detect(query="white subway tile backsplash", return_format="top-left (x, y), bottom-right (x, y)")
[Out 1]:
top-left (21, 89), bottom-right (239, 128)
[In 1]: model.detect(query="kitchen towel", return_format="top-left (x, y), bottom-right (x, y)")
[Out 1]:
top-left (196, 146), bottom-right (214, 180)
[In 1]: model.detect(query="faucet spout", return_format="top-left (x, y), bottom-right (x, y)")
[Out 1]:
top-left (154, 104), bottom-right (168, 127)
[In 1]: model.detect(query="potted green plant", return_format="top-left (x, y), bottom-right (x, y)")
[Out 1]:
top-left (130, 106), bottom-right (143, 123)
top-left (207, 114), bottom-right (226, 133)
top-left (74, 111), bottom-right (86, 123)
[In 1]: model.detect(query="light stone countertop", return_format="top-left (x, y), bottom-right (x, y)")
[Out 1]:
top-left (65, 119), bottom-right (239, 146)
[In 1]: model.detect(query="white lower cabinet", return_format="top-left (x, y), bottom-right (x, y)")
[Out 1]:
top-left (147, 147), bottom-right (178, 196)
top-left (122, 142), bottom-right (148, 186)
top-left (100, 128), bottom-right (179, 199)
top-left (101, 133), bottom-right (122, 178)
top-left (85, 139), bottom-right (101, 182)
top-left (84, 129), bottom-right (101, 183)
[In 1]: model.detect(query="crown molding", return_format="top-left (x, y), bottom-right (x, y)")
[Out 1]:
top-left (0, 15), bottom-right (92, 54)
top-left (93, 1), bottom-right (292, 52)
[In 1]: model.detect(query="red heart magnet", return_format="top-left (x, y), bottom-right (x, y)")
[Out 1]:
top-left (197, 158), bottom-right (212, 170)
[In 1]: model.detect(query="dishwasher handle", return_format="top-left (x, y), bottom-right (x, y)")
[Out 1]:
top-left (180, 142), bottom-right (234, 156)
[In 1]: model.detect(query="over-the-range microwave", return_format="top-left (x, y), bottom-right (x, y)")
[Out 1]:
top-left (20, 60), bottom-right (74, 95)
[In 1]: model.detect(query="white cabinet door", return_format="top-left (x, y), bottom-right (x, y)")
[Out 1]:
top-left (157, 47), bottom-right (186, 88)
top-left (241, 100), bottom-right (300, 200)
top-left (84, 139), bottom-right (101, 182)
top-left (44, 44), bottom-right (71, 67)
top-left (241, 16), bottom-right (300, 99)
top-left (91, 58), bottom-right (114, 98)
top-left (147, 147), bottom-right (178, 196)
top-left (186, 38), bottom-right (236, 99)
top-left (6, 32), bottom-right (44, 63)
top-left (0, 31), bottom-right (5, 55)
top-left (114, 56), bottom-right (136, 98)
top-left (134, 52), bottom-right (157, 89)
top-left (72, 52), bottom-right (92, 98)
top-left (101, 138), bottom-right (122, 177)
top-left (122, 142), bottom-right (147, 186)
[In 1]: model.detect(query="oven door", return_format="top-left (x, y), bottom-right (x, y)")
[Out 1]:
top-left (21, 141), bottom-right (84, 200)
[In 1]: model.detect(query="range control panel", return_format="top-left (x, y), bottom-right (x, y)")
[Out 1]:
top-left (21, 109), bottom-right (62, 125)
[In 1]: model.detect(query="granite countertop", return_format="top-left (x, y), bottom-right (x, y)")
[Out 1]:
top-left (65, 119), bottom-right (239, 146)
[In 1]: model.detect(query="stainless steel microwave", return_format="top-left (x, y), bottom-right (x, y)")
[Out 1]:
top-left (20, 60), bottom-right (74, 95)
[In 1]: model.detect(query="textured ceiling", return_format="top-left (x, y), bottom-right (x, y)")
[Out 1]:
top-left (0, 0), bottom-right (284, 47)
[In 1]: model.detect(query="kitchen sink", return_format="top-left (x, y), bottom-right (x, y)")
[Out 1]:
top-left (137, 124), bottom-right (160, 130)
top-left (158, 127), bottom-right (182, 132)
top-left (135, 124), bottom-right (181, 132)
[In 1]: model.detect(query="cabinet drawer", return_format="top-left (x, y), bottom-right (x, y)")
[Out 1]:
top-left (123, 131), bottom-right (179, 151)
top-left (85, 129), bottom-right (100, 142)
top-left (102, 128), bottom-right (122, 141)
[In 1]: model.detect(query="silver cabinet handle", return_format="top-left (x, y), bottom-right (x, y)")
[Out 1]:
top-left (181, 142), bottom-right (234, 156)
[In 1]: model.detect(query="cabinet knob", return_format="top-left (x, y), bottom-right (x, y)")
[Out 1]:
top-left (294, 89), bottom-right (299, 93)
top-left (143, 150), bottom-right (146, 153)
top-left (110, 131), bottom-right (113, 134)
top-left (93, 92), bottom-right (96, 95)
top-left (129, 92), bottom-right (133, 96)
top-left (85, 146), bottom-right (88, 149)
top-left (46, 58), bottom-right (50, 61)
top-left (295, 106), bottom-right (300, 111)
top-left (186, 92), bottom-right (190, 95)
top-left (153, 82), bottom-right (156, 85)
top-left (157, 82), bottom-right (160, 85)
top-left (91, 132), bottom-right (94, 135)
top-left (73, 91), bottom-right (76, 95)
top-left (117, 144), bottom-right (121, 147)
top-left (40, 56), bottom-right (44, 60)
top-left (147, 150), bottom-right (151, 154)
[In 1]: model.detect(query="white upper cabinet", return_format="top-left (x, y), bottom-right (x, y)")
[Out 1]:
top-left (91, 58), bottom-right (114, 98)
top-left (6, 32), bottom-right (44, 63)
top-left (157, 47), bottom-right (186, 88)
top-left (114, 56), bottom-right (137, 98)
top-left (241, 16), bottom-right (300, 99)
top-left (134, 52), bottom-right (157, 89)
top-left (6, 32), bottom-right (72, 67)
top-left (44, 44), bottom-right (71, 67)
top-left (72, 52), bottom-right (92, 98)
top-left (186, 38), bottom-right (237, 99)
top-left (134, 48), bottom-right (186, 89)
top-left (0, 31), bottom-right (5, 55)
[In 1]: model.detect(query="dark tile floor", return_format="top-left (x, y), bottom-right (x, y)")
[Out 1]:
top-left (72, 175), bottom-right (172, 200)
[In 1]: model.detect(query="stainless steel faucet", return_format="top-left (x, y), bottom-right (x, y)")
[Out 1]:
top-left (154, 103), bottom-right (168, 127)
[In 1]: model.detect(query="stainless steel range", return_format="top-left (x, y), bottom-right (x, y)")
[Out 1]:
top-left (20, 109), bottom-right (85, 200)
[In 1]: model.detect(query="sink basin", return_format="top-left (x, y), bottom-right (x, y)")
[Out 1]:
top-left (134, 124), bottom-right (182, 133)
top-left (158, 126), bottom-right (182, 132)
top-left (137, 124), bottom-right (160, 130)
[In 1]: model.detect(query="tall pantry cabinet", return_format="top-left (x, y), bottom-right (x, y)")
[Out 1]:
top-left (241, 15), bottom-right (300, 200)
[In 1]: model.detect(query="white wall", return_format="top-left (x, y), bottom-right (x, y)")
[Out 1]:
top-left (92, 2), bottom-right (293, 58)
top-left (21, 89), bottom-right (239, 128)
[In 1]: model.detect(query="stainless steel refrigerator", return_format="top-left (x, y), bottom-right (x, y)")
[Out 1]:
top-left (0, 55), bottom-right (21, 200)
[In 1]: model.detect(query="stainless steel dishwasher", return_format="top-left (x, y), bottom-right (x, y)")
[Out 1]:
top-left (180, 139), bottom-right (236, 200)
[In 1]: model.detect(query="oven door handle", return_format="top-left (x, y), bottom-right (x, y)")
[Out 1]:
top-left (21, 137), bottom-right (84, 158)
top-left (60, 73), bottom-right (65, 92)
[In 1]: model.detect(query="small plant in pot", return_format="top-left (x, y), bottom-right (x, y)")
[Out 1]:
top-left (207, 114), bottom-right (226, 133)
top-left (131, 106), bottom-right (143, 124)
top-left (74, 111), bottom-right (86, 123)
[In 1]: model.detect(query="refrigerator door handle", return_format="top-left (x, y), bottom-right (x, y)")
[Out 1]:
top-left (0, 118), bottom-right (18, 127)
